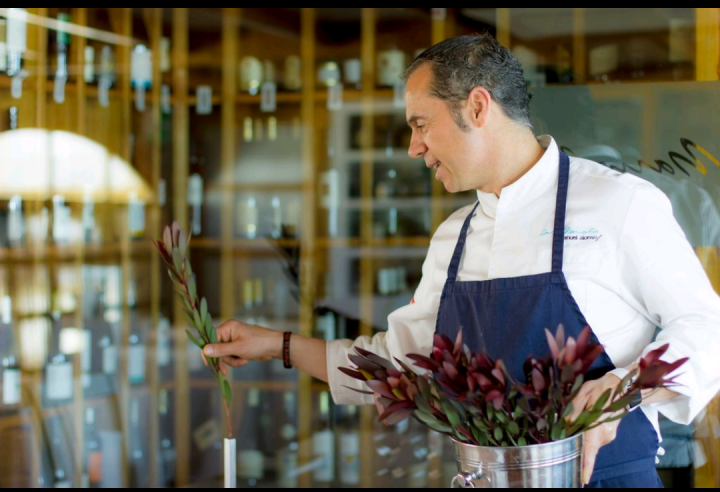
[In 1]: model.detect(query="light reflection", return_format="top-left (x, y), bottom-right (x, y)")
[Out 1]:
top-left (0, 129), bottom-right (153, 204)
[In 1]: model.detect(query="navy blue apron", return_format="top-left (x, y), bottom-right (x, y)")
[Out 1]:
top-left (435, 152), bottom-right (662, 487)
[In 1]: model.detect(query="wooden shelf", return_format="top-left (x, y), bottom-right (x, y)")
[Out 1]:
top-left (317, 236), bottom-right (430, 248)
top-left (189, 237), bottom-right (300, 250)
top-left (206, 182), bottom-right (304, 193)
top-left (0, 241), bottom-right (152, 264)
top-left (1, 78), bottom-right (397, 106)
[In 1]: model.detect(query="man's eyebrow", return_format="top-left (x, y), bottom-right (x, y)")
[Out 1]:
top-left (407, 115), bottom-right (421, 126)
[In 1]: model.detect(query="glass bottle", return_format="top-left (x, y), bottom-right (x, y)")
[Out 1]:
top-left (237, 388), bottom-right (265, 486)
top-left (158, 389), bottom-right (177, 488)
top-left (83, 407), bottom-right (103, 488)
top-left (312, 391), bottom-right (335, 486)
top-left (1, 296), bottom-right (21, 406)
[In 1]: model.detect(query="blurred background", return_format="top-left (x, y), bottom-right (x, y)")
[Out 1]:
top-left (0, 7), bottom-right (718, 488)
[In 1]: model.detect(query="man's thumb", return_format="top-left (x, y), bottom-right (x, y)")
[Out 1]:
top-left (203, 344), bottom-right (225, 357)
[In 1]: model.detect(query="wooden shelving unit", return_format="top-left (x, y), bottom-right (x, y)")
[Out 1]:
top-left (0, 7), bottom-right (718, 490)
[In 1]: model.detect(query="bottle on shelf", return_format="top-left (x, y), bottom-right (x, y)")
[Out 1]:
top-left (45, 309), bottom-right (73, 404)
top-left (6, 8), bottom-right (27, 79)
top-left (275, 390), bottom-right (299, 488)
top-left (51, 11), bottom-right (71, 104)
top-left (253, 278), bottom-right (267, 326)
top-left (127, 192), bottom-right (146, 240)
top-left (188, 142), bottom-right (206, 237)
top-left (271, 196), bottom-right (283, 239)
top-left (96, 281), bottom-right (119, 380)
top-left (237, 196), bottom-right (259, 239)
top-left (83, 407), bottom-right (103, 489)
top-left (127, 281), bottom-right (146, 385)
top-left (47, 416), bottom-right (73, 488)
top-left (7, 195), bottom-right (26, 249)
top-left (52, 195), bottom-right (71, 247)
top-left (240, 278), bottom-right (256, 325)
top-left (82, 189), bottom-right (98, 245)
top-left (156, 315), bottom-right (173, 380)
top-left (128, 397), bottom-right (149, 488)
top-left (0, 19), bottom-right (7, 74)
top-left (84, 44), bottom-right (95, 84)
top-left (98, 45), bottom-right (115, 107)
top-left (1, 296), bottom-right (21, 406)
top-left (130, 44), bottom-right (153, 111)
top-left (338, 405), bottom-right (360, 487)
top-left (158, 389), bottom-right (177, 488)
top-left (3, 105), bottom-right (19, 132)
top-left (312, 390), bottom-right (335, 486)
top-left (237, 388), bottom-right (265, 486)
top-left (315, 310), bottom-right (336, 342)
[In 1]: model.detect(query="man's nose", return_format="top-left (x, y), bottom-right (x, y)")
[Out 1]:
top-left (407, 131), bottom-right (426, 158)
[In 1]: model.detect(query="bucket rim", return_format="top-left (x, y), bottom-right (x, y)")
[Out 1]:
top-left (450, 431), bottom-right (584, 452)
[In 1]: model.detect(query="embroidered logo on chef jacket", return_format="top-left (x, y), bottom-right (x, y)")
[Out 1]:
top-left (541, 226), bottom-right (603, 242)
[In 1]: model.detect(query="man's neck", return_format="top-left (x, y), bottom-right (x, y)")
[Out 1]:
top-left (485, 127), bottom-right (545, 197)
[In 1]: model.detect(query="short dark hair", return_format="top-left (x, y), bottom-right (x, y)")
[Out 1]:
top-left (404, 33), bottom-right (532, 131)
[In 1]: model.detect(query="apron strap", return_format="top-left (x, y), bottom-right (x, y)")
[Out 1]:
top-left (446, 201), bottom-right (480, 282)
top-left (552, 152), bottom-right (571, 273)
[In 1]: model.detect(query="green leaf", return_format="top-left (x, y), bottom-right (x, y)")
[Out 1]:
top-left (441, 400), bottom-right (462, 429)
top-left (209, 317), bottom-right (217, 344)
top-left (471, 425), bottom-right (483, 445)
top-left (591, 389), bottom-right (612, 413)
top-left (551, 424), bottom-right (563, 441)
top-left (562, 403), bottom-right (575, 420)
top-left (175, 291), bottom-right (193, 313)
top-left (186, 329), bottom-right (204, 349)
top-left (494, 427), bottom-right (503, 442)
top-left (518, 437), bottom-right (527, 447)
top-left (508, 421), bottom-right (520, 436)
top-left (201, 298), bottom-right (208, 326)
top-left (472, 417), bottom-right (489, 432)
top-left (222, 380), bottom-right (232, 405)
top-left (187, 275), bottom-right (198, 305)
top-left (184, 311), bottom-right (196, 329)
top-left (570, 374), bottom-right (585, 396)
top-left (172, 247), bottom-right (183, 274)
top-left (415, 411), bottom-right (452, 434)
top-left (192, 309), bottom-right (204, 334)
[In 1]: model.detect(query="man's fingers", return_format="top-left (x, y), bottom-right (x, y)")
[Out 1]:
top-left (582, 437), bottom-right (599, 486)
top-left (222, 356), bottom-right (248, 368)
top-left (570, 392), bottom-right (591, 422)
top-left (201, 350), bottom-right (209, 367)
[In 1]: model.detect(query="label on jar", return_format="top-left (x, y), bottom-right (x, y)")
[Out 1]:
top-left (102, 345), bottom-right (118, 374)
top-left (47, 361), bottom-right (73, 401)
top-left (128, 344), bottom-right (146, 384)
top-left (2, 368), bottom-right (21, 405)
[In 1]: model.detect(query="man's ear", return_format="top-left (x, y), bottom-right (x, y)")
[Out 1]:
top-left (468, 86), bottom-right (492, 128)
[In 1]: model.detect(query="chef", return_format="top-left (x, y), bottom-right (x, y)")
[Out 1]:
top-left (203, 33), bottom-right (720, 488)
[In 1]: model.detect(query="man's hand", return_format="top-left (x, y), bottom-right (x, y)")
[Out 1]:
top-left (201, 320), bottom-right (281, 376)
top-left (568, 373), bottom-right (624, 486)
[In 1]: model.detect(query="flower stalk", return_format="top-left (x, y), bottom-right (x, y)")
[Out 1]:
top-left (154, 221), bottom-right (233, 438)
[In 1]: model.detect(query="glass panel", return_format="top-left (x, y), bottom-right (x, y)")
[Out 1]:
top-left (0, 7), bottom-right (718, 490)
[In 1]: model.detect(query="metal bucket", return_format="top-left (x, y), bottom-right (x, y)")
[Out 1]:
top-left (450, 433), bottom-right (584, 488)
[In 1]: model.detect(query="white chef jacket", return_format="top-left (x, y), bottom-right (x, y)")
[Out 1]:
top-left (326, 135), bottom-right (720, 441)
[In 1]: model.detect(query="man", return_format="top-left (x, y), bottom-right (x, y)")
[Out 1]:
top-left (202, 34), bottom-right (720, 487)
